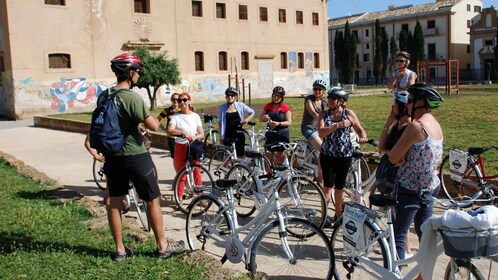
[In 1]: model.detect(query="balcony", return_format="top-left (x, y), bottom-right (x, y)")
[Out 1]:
top-left (423, 28), bottom-right (438, 36)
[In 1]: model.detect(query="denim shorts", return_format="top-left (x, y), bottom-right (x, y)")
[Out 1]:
top-left (301, 125), bottom-right (318, 140)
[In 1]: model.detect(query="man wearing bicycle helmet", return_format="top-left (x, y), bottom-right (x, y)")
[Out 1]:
top-left (389, 83), bottom-right (444, 261)
top-left (85, 53), bottom-right (184, 261)
top-left (387, 51), bottom-right (417, 102)
top-left (218, 87), bottom-right (255, 157)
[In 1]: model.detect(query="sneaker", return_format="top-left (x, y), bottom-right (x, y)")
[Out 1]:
top-left (324, 216), bottom-right (335, 228)
top-left (111, 247), bottom-right (133, 262)
top-left (155, 240), bottom-right (185, 259)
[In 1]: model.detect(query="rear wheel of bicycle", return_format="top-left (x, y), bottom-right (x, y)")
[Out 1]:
top-left (443, 258), bottom-right (485, 280)
top-left (208, 148), bottom-right (232, 180)
top-left (186, 195), bottom-right (231, 260)
top-left (249, 217), bottom-right (334, 279)
top-left (129, 185), bottom-right (151, 232)
top-left (92, 158), bottom-right (106, 190)
top-left (290, 142), bottom-right (319, 177)
top-left (173, 163), bottom-right (215, 214)
top-left (343, 170), bottom-right (362, 205)
top-left (358, 157), bottom-right (371, 183)
top-left (439, 154), bottom-right (483, 200)
top-left (204, 130), bottom-right (220, 156)
top-left (226, 163), bottom-right (257, 219)
top-left (330, 216), bottom-right (390, 280)
top-left (277, 176), bottom-right (327, 230)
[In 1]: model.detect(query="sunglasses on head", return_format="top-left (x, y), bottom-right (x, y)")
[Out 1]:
top-left (396, 59), bottom-right (407, 63)
top-left (179, 98), bottom-right (189, 103)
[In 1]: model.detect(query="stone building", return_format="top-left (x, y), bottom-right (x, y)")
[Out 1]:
top-left (0, 0), bottom-right (329, 119)
top-left (469, 6), bottom-right (498, 82)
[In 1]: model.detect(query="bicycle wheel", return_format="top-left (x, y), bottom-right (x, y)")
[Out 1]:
top-left (226, 163), bottom-right (257, 218)
top-left (277, 175), bottom-right (327, 229)
top-left (248, 217), bottom-right (334, 279)
top-left (173, 163), bottom-right (215, 214)
top-left (344, 169), bottom-right (363, 205)
top-left (129, 185), bottom-right (151, 232)
top-left (92, 158), bottom-right (106, 190)
top-left (204, 130), bottom-right (220, 155)
top-left (358, 157), bottom-right (371, 183)
top-left (330, 216), bottom-right (390, 280)
top-left (290, 142), bottom-right (319, 176)
top-left (208, 148), bottom-right (232, 179)
top-left (186, 195), bottom-right (231, 261)
top-left (444, 258), bottom-right (485, 280)
top-left (439, 154), bottom-right (483, 200)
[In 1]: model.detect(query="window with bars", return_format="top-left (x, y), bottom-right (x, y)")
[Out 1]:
top-left (241, 52), bottom-right (249, 70)
top-left (312, 12), bottom-right (319, 26)
top-left (278, 9), bottom-right (286, 23)
top-left (259, 7), bottom-right (268, 22)
top-left (218, 51), bottom-right (227, 71)
top-left (49, 53), bottom-right (71, 69)
top-left (296, 11), bottom-right (303, 24)
top-left (45, 0), bottom-right (65, 5)
top-left (239, 5), bottom-right (248, 20)
top-left (192, 1), bottom-right (203, 17)
top-left (134, 0), bottom-right (150, 13)
top-left (298, 52), bottom-right (304, 69)
top-left (216, 3), bottom-right (226, 19)
top-left (280, 52), bottom-right (288, 69)
top-left (314, 53), bottom-right (320, 68)
top-left (195, 52), bottom-right (204, 71)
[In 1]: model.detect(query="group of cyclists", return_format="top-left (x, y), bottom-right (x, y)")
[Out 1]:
top-left (86, 51), bottom-right (446, 273)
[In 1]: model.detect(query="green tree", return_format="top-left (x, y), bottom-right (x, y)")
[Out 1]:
top-left (412, 20), bottom-right (426, 72)
top-left (334, 30), bottom-right (345, 83)
top-left (133, 46), bottom-right (181, 110)
top-left (399, 29), bottom-right (409, 52)
top-left (373, 20), bottom-right (382, 85)
top-left (389, 36), bottom-right (398, 68)
top-left (495, 30), bottom-right (498, 72)
top-left (381, 27), bottom-right (389, 84)
top-left (342, 21), bottom-right (357, 84)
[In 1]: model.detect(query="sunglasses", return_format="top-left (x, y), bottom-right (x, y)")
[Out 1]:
top-left (179, 98), bottom-right (189, 103)
top-left (171, 98), bottom-right (179, 102)
top-left (396, 59), bottom-right (407, 63)
top-left (313, 88), bottom-right (323, 91)
top-left (226, 94), bottom-right (236, 98)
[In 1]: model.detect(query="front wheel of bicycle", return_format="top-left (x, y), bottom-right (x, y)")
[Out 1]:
top-left (277, 175), bottom-right (327, 229)
top-left (204, 130), bottom-right (220, 155)
top-left (173, 163), bottom-right (215, 214)
top-left (92, 158), bottom-right (106, 190)
top-left (248, 217), bottom-right (334, 279)
top-left (330, 216), bottom-right (390, 280)
top-left (226, 163), bottom-right (258, 219)
top-left (129, 185), bottom-right (151, 232)
top-left (186, 195), bottom-right (231, 260)
top-left (439, 154), bottom-right (483, 200)
top-left (444, 258), bottom-right (485, 280)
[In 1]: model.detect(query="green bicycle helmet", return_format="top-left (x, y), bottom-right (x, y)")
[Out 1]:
top-left (407, 83), bottom-right (444, 109)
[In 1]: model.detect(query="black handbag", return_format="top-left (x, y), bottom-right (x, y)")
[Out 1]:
top-left (188, 140), bottom-right (206, 161)
top-left (374, 154), bottom-right (399, 194)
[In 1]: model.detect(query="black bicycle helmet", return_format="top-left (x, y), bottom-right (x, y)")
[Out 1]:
top-left (327, 87), bottom-right (349, 101)
top-left (397, 51), bottom-right (411, 61)
top-left (313, 79), bottom-right (327, 90)
top-left (110, 53), bottom-right (142, 74)
top-left (225, 87), bottom-right (238, 96)
top-left (272, 86), bottom-right (285, 96)
top-left (407, 83), bottom-right (444, 109)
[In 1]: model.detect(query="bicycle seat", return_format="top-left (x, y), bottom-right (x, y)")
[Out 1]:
top-left (467, 146), bottom-right (495, 155)
top-left (215, 179), bottom-right (238, 190)
top-left (245, 150), bottom-right (264, 158)
top-left (369, 194), bottom-right (397, 207)
top-left (271, 164), bottom-right (287, 172)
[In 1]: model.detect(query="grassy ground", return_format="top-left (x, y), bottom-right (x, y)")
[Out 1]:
top-left (53, 86), bottom-right (498, 174)
top-left (0, 156), bottom-right (249, 280)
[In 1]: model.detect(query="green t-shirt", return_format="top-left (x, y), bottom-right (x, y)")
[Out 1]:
top-left (98, 87), bottom-right (150, 156)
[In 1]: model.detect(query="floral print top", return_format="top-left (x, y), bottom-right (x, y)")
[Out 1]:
top-left (395, 122), bottom-right (443, 193)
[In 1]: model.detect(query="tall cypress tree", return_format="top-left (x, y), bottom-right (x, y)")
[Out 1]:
top-left (390, 36), bottom-right (398, 66)
top-left (381, 27), bottom-right (389, 84)
top-left (334, 30), bottom-right (345, 83)
top-left (343, 21), bottom-right (357, 84)
top-left (399, 29), bottom-right (409, 53)
top-left (373, 19), bottom-right (382, 85)
top-left (412, 20), bottom-right (426, 72)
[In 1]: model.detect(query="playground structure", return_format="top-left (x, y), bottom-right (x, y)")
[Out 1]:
top-left (417, 59), bottom-right (460, 95)
top-left (228, 74), bottom-right (252, 105)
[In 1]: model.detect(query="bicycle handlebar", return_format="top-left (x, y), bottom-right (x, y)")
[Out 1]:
top-left (419, 183), bottom-right (497, 209)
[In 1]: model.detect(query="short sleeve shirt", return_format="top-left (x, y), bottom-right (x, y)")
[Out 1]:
top-left (170, 113), bottom-right (202, 144)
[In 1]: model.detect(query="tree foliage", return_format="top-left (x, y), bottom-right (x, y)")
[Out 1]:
top-left (411, 20), bottom-right (426, 71)
top-left (399, 29), bottom-right (409, 52)
top-left (495, 30), bottom-right (498, 72)
top-left (133, 46), bottom-right (181, 110)
top-left (381, 27), bottom-right (389, 84)
top-left (389, 36), bottom-right (398, 67)
top-left (342, 21), bottom-right (357, 84)
top-left (334, 30), bottom-right (345, 83)
top-left (373, 20), bottom-right (382, 85)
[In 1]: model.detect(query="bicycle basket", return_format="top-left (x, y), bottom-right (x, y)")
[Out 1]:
top-left (203, 114), bottom-right (214, 123)
top-left (439, 226), bottom-right (498, 258)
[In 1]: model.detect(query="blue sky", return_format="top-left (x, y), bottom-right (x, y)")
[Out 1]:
top-left (327, 0), bottom-right (494, 18)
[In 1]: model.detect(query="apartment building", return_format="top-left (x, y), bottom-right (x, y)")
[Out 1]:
top-left (469, 6), bottom-right (498, 81)
top-left (0, 0), bottom-right (329, 119)
top-left (328, 0), bottom-right (483, 85)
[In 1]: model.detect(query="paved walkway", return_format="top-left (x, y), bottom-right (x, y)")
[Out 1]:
top-left (1, 119), bottom-right (496, 278)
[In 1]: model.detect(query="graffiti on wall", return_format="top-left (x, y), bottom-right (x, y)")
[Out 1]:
top-left (305, 52), bottom-right (313, 78)
top-left (49, 77), bottom-right (106, 112)
top-left (289, 52), bottom-right (297, 73)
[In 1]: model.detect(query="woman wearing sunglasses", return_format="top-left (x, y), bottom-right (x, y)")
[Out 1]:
top-left (157, 93), bottom-right (181, 158)
top-left (387, 51), bottom-right (417, 101)
top-left (218, 87), bottom-right (255, 157)
top-left (318, 87), bottom-right (367, 224)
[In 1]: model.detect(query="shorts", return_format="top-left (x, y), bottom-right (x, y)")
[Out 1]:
top-left (265, 128), bottom-right (290, 152)
top-left (319, 154), bottom-right (352, 190)
top-left (301, 125), bottom-right (318, 140)
top-left (104, 153), bottom-right (160, 201)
